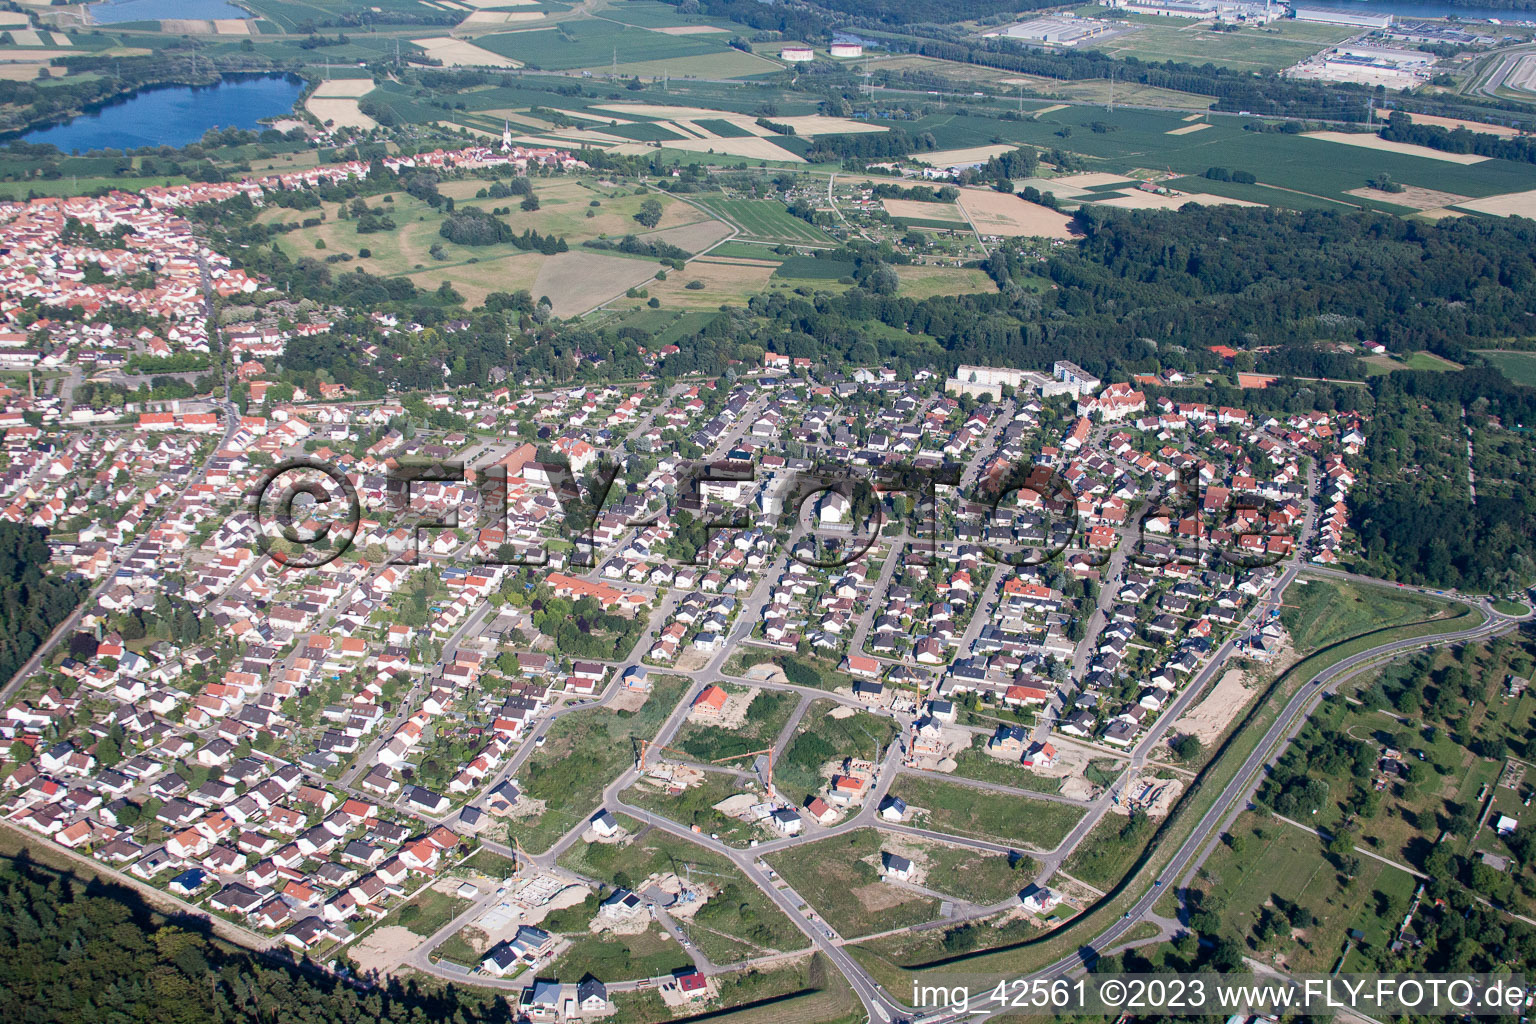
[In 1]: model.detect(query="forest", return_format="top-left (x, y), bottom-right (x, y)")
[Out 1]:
top-left (0, 524), bottom-right (85, 685)
top-left (1351, 369), bottom-right (1536, 592)
top-left (0, 850), bottom-right (518, 1024)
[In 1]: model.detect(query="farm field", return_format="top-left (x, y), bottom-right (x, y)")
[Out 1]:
top-left (690, 195), bottom-right (835, 244)
top-left (904, 105), bottom-right (1536, 208)
top-left (1279, 576), bottom-right (1458, 657)
top-left (504, 675), bottom-right (689, 854)
top-left (603, 50), bottom-right (783, 79)
top-left (765, 829), bottom-right (943, 939)
top-left (888, 775), bottom-right (1084, 852)
top-left (474, 20), bottom-right (731, 71)
top-left (1363, 350), bottom-right (1463, 375)
top-left (643, 258), bottom-right (778, 310)
top-left (1479, 349), bottom-right (1536, 386)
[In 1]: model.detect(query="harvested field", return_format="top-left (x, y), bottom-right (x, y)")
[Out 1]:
top-left (955, 187), bottom-right (1075, 238)
top-left (412, 36), bottom-right (523, 67)
top-left (646, 258), bottom-right (777, 308)
top-left (773, 115), bottom-right (888, 136)
top-left (1051, 172), bottom-right (1139, 188)
top-left (310, 78), bottom-right (375, 98)
top-left (640, 219), bottom-right (732, 253)
top-left (1452, 188), bottom-right (1536, 218)
top-left (1087, 190), bottom-right (1263, 210)
top-left (407, 252), bottom-right (543, 307)
top-left (535, 251), bottom-right (662, 316)
top-left (307, 79), bottom-right (376, 130)
top-left (595, 102), bottom-right (747, 119)
top-left (1344, 184), bottom-right (1473, 210)
top-left (915, 143), bottom-right (1021, 168)
top-left (1402, 112), bottom-right (1523, 136)
top-left (1166, 123), bottom-right (1212, 136)
top-left (660, 135), bottom-right (803, 162)
top-left (1301, 131), bottom-right (1490, 164)
top-left (1033, 103), bottom-right (1069, 116)
top-left (881, 198), bottom-right (966, 222)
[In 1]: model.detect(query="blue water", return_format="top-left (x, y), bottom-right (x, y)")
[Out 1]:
top-left (1346, 1), bottom-right (1536, 22)
top-left (89, 0), bottom-right (251, 22)
top-left (21, 74), bottom-right (302, 154)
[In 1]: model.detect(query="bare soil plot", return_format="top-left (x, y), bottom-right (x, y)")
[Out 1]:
top-left (350, 925), bottom-right (425, 975)
top-left (955, 187), bottom-right (1075, 238)
top-left (1301, 131), bottom-right (1490, 164)
top-left (914, 143), bottom-right (1021, 167)
top-left (1166, 122), bottom-right (1212, 136)
top-left (1345, 184), bottom-right (1473, 210)
top-left (882, 198), bottom-right (967, 221)
top-left (1170, 668), bottom-right (1254, 747)
top-left (535, 251), bottom-right (662, 316)
top-left (1453, 188), bottom-right (1536, 217)
top-left (412, 37), bottom-right (524, 67)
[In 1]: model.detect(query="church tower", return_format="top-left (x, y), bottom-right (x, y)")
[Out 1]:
top-left (501, 119), bottom-right (513, 153)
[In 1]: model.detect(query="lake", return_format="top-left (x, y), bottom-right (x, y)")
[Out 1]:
top-left (89, 0), bottom-right (251, 22)
top-left (21, 74), bottom-right (303, 154)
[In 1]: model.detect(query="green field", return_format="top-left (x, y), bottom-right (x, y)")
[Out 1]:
top-left (947, 736), bottom-right (1065, 795)
top-left (394, 888), bottom-right (473, 937)
top-left (622, 773), bottom-right (764, 848)
top-left (766, 829), bottom-right (942, 939)
top-left (672, 685), bottom-right (800, 763)
top-left (475, 21), bottom-right (730, 71)
top-left (556, 824), bottom-right (810, 963)
top-left (1480, 350), bottom-right (1536, 387)
top-left (1193, 810), bottom-right (1417, 972)
top-left (776, 700), bottom-right (901, 806)
top-left (692, 195), bottom-right (835, 244)
top-left (1280, 576), bottom-right (1458, 656)
top-left (888, 775), bottom-right (1084, 852)
top-left (549, 926), bottom-right (693, 982)
top-left (1086, 14), bottom-right (1355, 72)
top-left (506, 675), bottom-right (689, 853)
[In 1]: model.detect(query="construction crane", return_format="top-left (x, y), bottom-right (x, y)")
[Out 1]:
top-left (710, 747), bottom-right (776, 800)
top-left (636, 738), bottom-right (697, 772)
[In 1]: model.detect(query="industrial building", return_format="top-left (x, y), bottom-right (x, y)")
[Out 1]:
top-left (985, 15), bottom-right (1113, 47)
top-left (1106, 0), bottom-right (1282, 22)
top-left (1293, 6), bottom-right (1394, 29)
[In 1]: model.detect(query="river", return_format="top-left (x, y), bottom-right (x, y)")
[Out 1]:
top-left (20, 74), bottom-right (303, 154)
